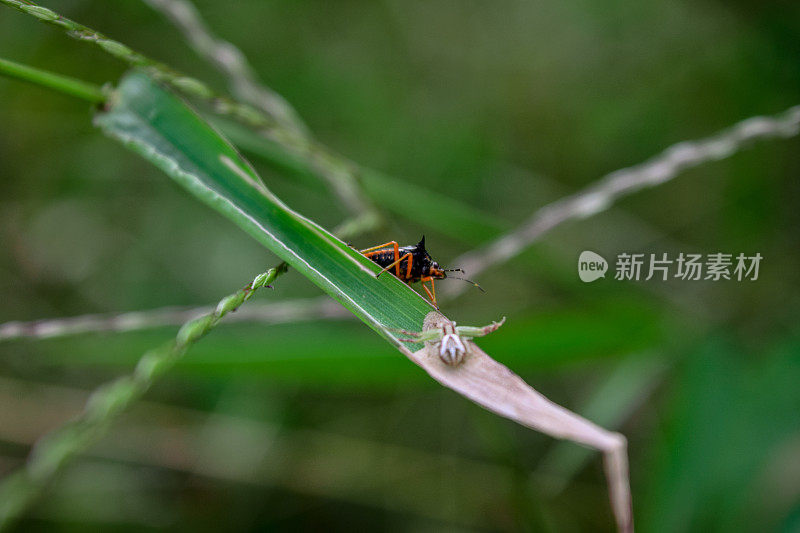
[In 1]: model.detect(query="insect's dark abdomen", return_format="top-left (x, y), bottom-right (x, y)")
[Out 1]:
top-left (367, 245), bottom-right (428, 282)
top-left (370, 250), bottom-right (399, 269)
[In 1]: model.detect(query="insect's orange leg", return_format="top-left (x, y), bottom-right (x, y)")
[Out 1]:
top-left (420, 276), bottom-right (438, 308)
top-left (360, 241), bottom-right (399, 255)
top-left (362, 242), bottom-right (401, 276)
top-left (377, 253), bottom-right (412, 278)
top-left (404, 252), bottom-right (414, 279)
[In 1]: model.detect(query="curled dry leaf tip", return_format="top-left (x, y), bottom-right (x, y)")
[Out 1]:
top-left (400, 311), bottom-right (633, 532)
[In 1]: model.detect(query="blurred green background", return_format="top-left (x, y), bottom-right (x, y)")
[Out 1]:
top-left (1, 0), bottom-right (799, 531)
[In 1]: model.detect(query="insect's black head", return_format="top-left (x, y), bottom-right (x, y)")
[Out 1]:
top-left (415, 235), bottom-right (484, 291)
top-left (429, 261), bottom-right (447, 279)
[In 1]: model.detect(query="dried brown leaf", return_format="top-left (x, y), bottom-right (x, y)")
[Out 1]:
top-left (399, 312), bottom-right (633, 532)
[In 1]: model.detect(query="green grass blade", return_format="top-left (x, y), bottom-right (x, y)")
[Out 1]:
top-left (94, 71), bottom-right (431, 348)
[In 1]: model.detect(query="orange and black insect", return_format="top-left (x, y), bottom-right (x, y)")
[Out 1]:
top-left (360, 236), bottom-right (481, 308)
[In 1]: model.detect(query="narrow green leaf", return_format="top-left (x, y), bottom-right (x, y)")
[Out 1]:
top-left (94, 71), bottom-right (432, 349)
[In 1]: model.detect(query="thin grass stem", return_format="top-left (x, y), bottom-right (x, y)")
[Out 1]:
top-left (0, 56), bottom-right (104, 103)
top-left (0, 264), bottom-right (286, 530)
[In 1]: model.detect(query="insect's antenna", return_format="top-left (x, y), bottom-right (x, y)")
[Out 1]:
top-left (448, 276), bottom-right (485, 292)
top-left (441, 267), bottom-right (483, 291)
